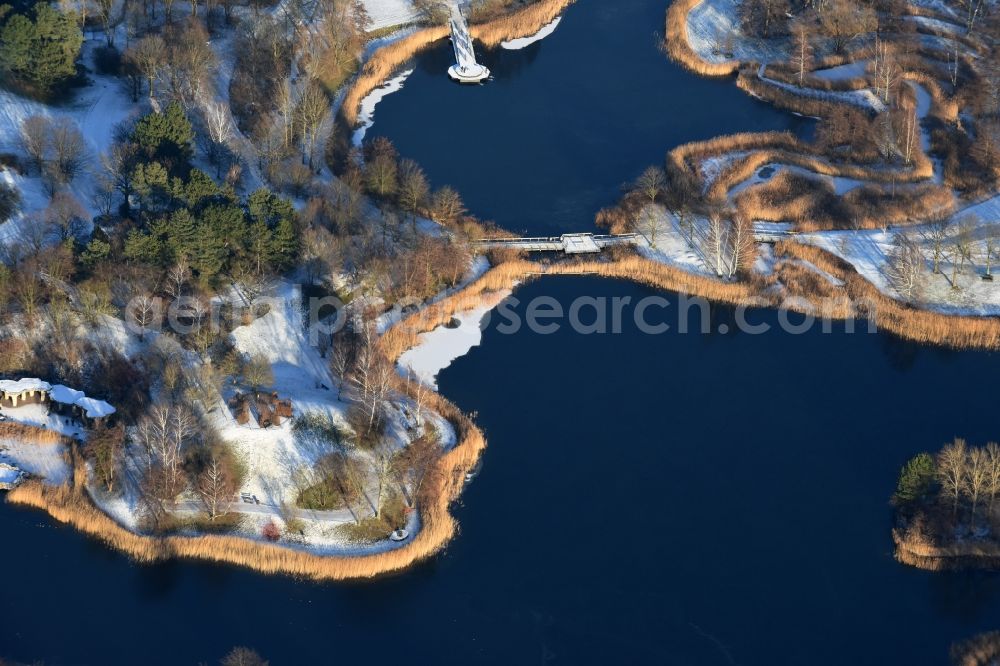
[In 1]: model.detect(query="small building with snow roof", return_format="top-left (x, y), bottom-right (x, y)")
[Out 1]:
top-left (0, 378), bottom-right (52, 408)
top-left (0, 379), bottom-right (116, 428)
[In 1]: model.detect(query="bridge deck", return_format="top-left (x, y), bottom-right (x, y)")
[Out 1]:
top-left (448, 5), bottom-right (489, 82)
top-left (475, 233), bottom-right (639, 254)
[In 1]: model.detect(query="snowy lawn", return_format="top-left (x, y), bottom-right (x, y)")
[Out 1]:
top-left (222, 283), bottom-right (350, 506)
top-left (800, 218), bottom-right (1000, 315)
top-left (0, 436), bottom-right (71, 485)
top-left (361, 0), bottom-right (418, 30)
top-left (634, 205), bottom-right (717, 276)
top-left (0, 404), bottom-right (86, 440)
top-left (686, 0), bottom-right (789, 65)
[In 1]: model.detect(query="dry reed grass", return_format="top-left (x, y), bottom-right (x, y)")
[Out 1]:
top-left (0, 421), bottom-right (69, 445)
top-left (341, 26), bottom-right (449, 127)
top-left (951, 631), bottom-right (1000, 666)
top-left (776, 241), bottom-right (1000, 349)
top-left (893, 526), bottom-right (1000, 571)
top-left (763, 63), bottom-right (869, 92)
top-left (469, 0), bottom-right (575, 47)
top-left (663, 0), bottom-right (739, 76)
top-left (734, 171), bottom-right (954, 230)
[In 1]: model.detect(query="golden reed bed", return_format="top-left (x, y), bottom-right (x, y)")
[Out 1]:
top-left (0, 421), bottom-right (69, 445)
top-left (664, 0), bottom-right (738, 76)
top-left (892, 526), bottom-right (1000, 572)
top-left (661, 0), bottom-right (971, 231)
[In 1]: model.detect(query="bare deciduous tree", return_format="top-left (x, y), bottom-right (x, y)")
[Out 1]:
top-left (243, 354), bottom-right (274, 392)
top-left (49, 117), bottom-right (88, 184)
top-left (137, 402), bottom-right (199, 502)
top-left (397, 158), bottom-right (429, 227)
top-left (967, 446), bottom-right (990, 528)
top-left (129, 293), bottom-right (159, 340)
top-left (938, 438), bottom-right (967, 517)
top-left (926, 219), bottom-right (950, 274)
top-left (872, 36), bottom-right (899, 104)
top-left (198, 454), bottom-right (235, 520)
top-left (20, 116), bottom-right (50, 174)
top-left (295, 79), bottom-right (331, 170)
top-left (790, 21), bottom-right (813, 86)
top-left (985, 442), bottom-right (1000, 513)
top-left (330, 339), bottom-right (352, 397)
top-left (200, 98), bottom-right (235, 178)
top-left (886, 235), bottom-right (926, 301)
top-left (166, 260), bottom-right (191, 300)
top-left (727, 215), bottom-right (756, 278)
top-left (127, 35), bottom-right (166, 100)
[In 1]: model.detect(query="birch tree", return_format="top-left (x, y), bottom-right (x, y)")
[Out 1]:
top-left (727, 215), bottom-right (756, 278)
top-left (706, 208), bottom-right (729, 277)
top-left (790, 21), bottom-right (813, 86)
top-left (926, 219), bottom-right (950, 274)
top-left (938, 438), bottom-right (967, 518)
top-left (330, 341), bottom-right (353, 396)
top-left (986, 442), bottom-right (1000, 514)
top-left (295, 79), bottom-right (331, 170)
top-left (872, 36), bottom-right (899, 104)
top-left (198, 454), bottom-right (235, 520)
top-left (966, 446), bottom-right (990, 528)
top-left (886, 235), bottom-right (925, 301)
top-left (201, 99), bottom-right (235, 178)
top-left (129, 293), bottom-right (158, 340)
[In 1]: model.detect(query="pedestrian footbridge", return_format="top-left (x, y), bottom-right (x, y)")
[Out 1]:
top-left (448, 5), bottom-right (490, 83)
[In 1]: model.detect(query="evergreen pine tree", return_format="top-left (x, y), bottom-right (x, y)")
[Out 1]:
top-left (131, 101), bottom-right (194, 167)
top-left (32, 3), bottom-right (81, 90)
top-left (165, 209), bottom-right (198, 261)
top-left (123, 230), bottom-right (166, 266)
top-left (182, 169), bottom-right (219, 208)
top-left (0, 4), bottom-right (81, 93)
top-left (270, 217), bottom-right (299, 273)
top-left (190, 222), bottom-right (227, 281)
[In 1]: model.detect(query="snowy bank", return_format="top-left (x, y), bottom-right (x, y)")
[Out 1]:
top-left (501, 16), bottom-right (561, 50)
top-left (397, 302), bottom-right (497, 389)
top-left (351, 69), bottom-right (414, 146)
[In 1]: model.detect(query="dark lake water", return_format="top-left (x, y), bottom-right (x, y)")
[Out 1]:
top-left (5, 276), bottom-right (1000, 665)
top-left (368, 0), bottom-right (810, 236)
top-left (3, 1), bottom-right (996, 663)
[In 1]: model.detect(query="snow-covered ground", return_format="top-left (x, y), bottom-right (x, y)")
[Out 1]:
top-left (686, 0), bottom-right (788, 65)
top-left (361, 0), bottom-right (419, 30)
top-left (501, 16), bottom-right (562, 50)
top-left (398, 297), bottom-right (501, 389)
top-left (635, 206), bottom-right (716, 276)
top-left (0, 404), bottom-right (86, 440)
top-left (0, 436), bottom-right (71, 485)
top-left (351, 69), bottom-right (414, 146)
top-left (730, 163), bottom-right (865, 198)
top-left (800, 218), bottom-right (1000, 315)
top-left (812, 61), bottom-right (869, 81)
top-left (758, 63), bottom-right (886, 113)
top-left (222, 283), bottom-right (349, 503)
top-left (0, 40), bottom-right (137, 238)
